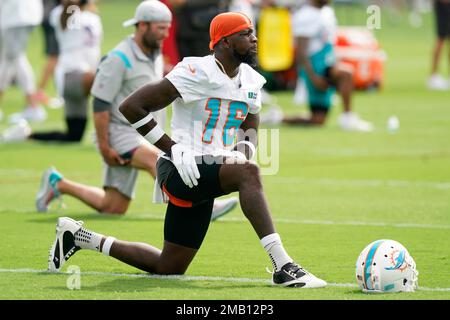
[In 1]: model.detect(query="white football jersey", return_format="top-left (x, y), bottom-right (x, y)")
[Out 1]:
top-left (50, 5), bottom-right (102, 74)
top-left (291, 4), bottom-right (337, 56)
top-left (0, 0), bottom-right (43, 29)
top-left (50, 5), bottom-right (102, 95)
top-left (165, 55), bottom-right (266, 156)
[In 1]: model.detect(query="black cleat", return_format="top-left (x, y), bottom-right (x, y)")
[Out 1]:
top-left (272, 262), bottom-right (327, 288)
top-left (48, 217), bottom-right (82, 272)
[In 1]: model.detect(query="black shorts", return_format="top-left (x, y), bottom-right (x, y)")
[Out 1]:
top-left (435, 1), bottom-right (450, 38)
top-left (157, 155), bottom-right (226, 206)
top-left (310, 104), bottom-right (331, 114)
top-left (156, 155), bottom-right (228, 249)
top-left (42, 20), bottom-right (60, 56)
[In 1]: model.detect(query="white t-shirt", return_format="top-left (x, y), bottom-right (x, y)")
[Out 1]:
top-left (291, 4), bottom-right (337, 56)
top-left (50, 5), bottom-right (102, 93)
top-left (165, 55), bottom-right (266, 156)
top-left (0, 0), bottom-right (43, 29)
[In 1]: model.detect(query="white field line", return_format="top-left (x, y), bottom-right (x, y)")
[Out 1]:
top-left (130, 214), bottom-right (450, 230)
top-left (309, 148), bottom-right (450, 158)
top-left (1, 168), bottom-right (450, 190)
top-left (269, 177), bottom-right (450, 190)
top-left (0, 208), bottom-right (449, 230)
top-left (0, 268), bottom-right (448, 292)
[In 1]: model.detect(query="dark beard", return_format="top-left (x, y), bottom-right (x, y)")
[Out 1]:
top-left (233, 50), bottom-right (258, 68)
top-left (143, 34), bottom-right (160, 51)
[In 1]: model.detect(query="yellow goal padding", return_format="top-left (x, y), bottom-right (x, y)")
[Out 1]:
top-left (258, 7), bottom-right (294, 72)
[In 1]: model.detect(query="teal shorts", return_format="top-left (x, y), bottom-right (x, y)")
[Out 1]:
top-left (300, 43), bottom-right (336, 111)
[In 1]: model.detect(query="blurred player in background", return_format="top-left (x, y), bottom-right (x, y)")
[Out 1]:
top-left (1, 0), bottom-right (102, 143)
top-left (46, 12), bottom-right (327, 288)
top-left (35, 0), bottom-right (64, 108)
top-left (428, 0), bottom-right (450, 90)
top-left (0, 5), bottom-right (5, 121)
top-left (0, 0), bottom-right (47, 124)
top-left (261, 0), bottom-right (373, 132)
top-left (35, 1), bottom-right (238, 220)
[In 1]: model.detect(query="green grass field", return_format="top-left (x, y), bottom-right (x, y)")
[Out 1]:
top-left (0, 1), bottom-right (449, 300)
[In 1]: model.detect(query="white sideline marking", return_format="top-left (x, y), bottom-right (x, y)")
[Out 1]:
top-left (1, 208), bottom-right (448, 230)
top-left (0, 268), bottom-right (449, 292)
top-left (131, 214), bottom-right (450, 230)
top-left (0, 207), bottom-right (448, 230)
top-left (270, 177), bottom-right (450, 190)
top-left (310, 148), bottom-right (450, 158)
top-left (1, 168), bottom-right (450, 190)
top-left (214, 217), bottom-right (450, 230)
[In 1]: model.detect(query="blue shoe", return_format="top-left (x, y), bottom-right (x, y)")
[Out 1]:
top-left (36, 167), bottom-right (63, 212)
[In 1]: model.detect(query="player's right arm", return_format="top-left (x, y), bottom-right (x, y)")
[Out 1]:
top-left (93, 104), bottom-right (129, 166)
top-left (119, 78), bottom-right (180, 154)
top-left (91, 54), bottom-right (128, 166)
top-left (120, 78), bottom-right (201, 188)
top-left (296, 36), bottom-right (329, 91)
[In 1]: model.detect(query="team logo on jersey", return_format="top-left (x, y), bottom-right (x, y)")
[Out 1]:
top-left (248, 92), bottom-right (258, 100)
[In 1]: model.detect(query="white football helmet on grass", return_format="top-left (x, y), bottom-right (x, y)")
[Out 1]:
top-left (356, 239), bottom-right (418, 293)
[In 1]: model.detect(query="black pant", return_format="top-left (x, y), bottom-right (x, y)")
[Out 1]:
top-left (435, 0), bottom-right (450, 38)
top-left (30, 117), bottom-right (87, 142)
top-left (157, 155), bottom-right (227, 249)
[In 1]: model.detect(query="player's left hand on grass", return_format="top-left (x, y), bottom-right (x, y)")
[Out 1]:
top-left (171, 143), bottom-right (200, 188)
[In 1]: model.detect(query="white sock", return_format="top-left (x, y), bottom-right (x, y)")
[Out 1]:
top-left (101, 236), bottom-right (116, 256)
top-left (74, 227), bottom-right (103, 251)
top-left (260, 233), bottom-right (293, 271)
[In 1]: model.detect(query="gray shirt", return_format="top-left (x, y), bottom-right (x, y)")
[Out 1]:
top-left (91, 35), bottom-right (164, 127)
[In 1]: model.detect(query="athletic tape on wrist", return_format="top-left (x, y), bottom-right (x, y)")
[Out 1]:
top-left (144, 125), bottom-right (166, 144)
top-left (131, 113), bottom-right (154, 130)
top-left (236, 140), bottom-right (256, 159)
top-left (102, 236), bottom-right (116, 256)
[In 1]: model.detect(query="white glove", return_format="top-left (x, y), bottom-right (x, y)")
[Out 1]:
top-left (171, 144), bottom-right (200, 188)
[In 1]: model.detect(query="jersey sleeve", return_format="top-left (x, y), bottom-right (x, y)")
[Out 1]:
top-left (291, 9), bottom-right (320, 38)
top-left (165, 59), bottom-right (209, 104)
top-left (248, 92), bottom-right (262, 114)
top-left (240, 65), bottom-right (267, 114)
top-left (90, 54), bottom-right (126, 103)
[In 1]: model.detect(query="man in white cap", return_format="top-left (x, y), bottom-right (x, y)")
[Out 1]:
top-left (36, 0), bottom-right (238, 219)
